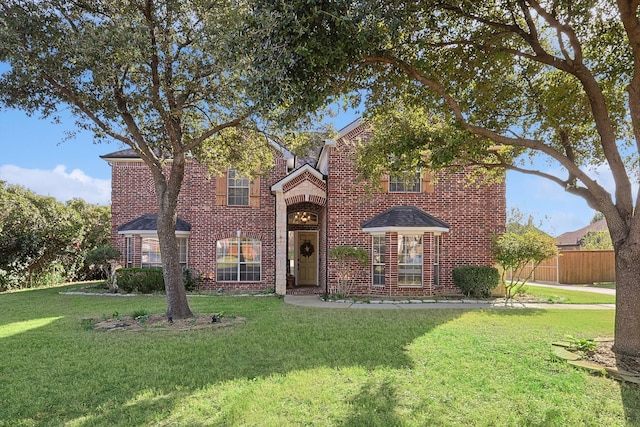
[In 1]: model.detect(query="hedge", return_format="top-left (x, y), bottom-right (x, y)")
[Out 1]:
top-left (452, 265), bottom-right (500, 297)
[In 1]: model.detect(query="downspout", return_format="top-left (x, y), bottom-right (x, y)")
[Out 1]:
top-left (273, 187), bottom-right (278, 294)
top-left (324, 173), bottom-right (329, 297)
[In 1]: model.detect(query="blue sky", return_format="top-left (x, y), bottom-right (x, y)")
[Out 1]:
top-left (0, 98), bottom-right (600, 236)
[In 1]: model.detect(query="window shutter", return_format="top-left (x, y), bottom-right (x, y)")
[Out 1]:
top-left (216, 170), bottom-right (227, 206)
top-left (249, 176), bottom-right (261, 207)
top-left (422, 171), bottom-right (434, 193)
top-left (380, 174), bottom-right (389, 192)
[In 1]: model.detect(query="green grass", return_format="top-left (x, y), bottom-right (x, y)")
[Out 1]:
top-left (583, 282), bottom-right (617, 290)
top-left (522, 285), bottom-right (616, 304)
top-left (0, 284), bottom-right (637, 426)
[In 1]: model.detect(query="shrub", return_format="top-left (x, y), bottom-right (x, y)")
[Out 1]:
top-left (328, 246), bottom-right (369, 297)
top-left (115, 268), bottom-right (164, 294)
top-left (452, 265), bottom-right (500, 297)
top-left (183, 268), bottom-right (203, 292)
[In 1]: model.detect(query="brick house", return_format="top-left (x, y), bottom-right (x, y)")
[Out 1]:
top-left (103, 118), bottom-right (506, 296)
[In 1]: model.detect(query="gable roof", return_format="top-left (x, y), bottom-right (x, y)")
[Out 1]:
top-left (556, 219), bottom-right (608, 247)
top-left (361, 206), bottom-right (450, 233)
top-left (270, 163), bottom-right (325, 193)
top-left (117, 213), bottom-right (191, 235)
top-left (317, 118), bottom-right (365, 174)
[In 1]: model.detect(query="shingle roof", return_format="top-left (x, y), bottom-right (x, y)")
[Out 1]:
top-left (556, 219), bottom-right (608, 247)
top-left (361, 206), bottom-right (450, 231)
top-left (100, 148), bottom-right (140, 159)
top-left (117, 214), bottom-right (191, 233)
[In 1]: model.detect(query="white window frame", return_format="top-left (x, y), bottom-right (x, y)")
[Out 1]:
top-left (141, 237), bottom-right (188, 269)
top-left (372, 234), bottom-right (386, 287)
top-left (125, 236), bottom-right (134, 268)
top-left (227, 169), bottom-right (250, 206)
top-left (216, 237), bottom-right (262, 282)
top-left (398, 233), bottom-right (423, 286)
top-left (433, 234), bottom-right (441, 287)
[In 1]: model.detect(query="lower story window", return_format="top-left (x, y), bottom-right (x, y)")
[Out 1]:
top-left (372, 235), bottom-right (385, 286)
top-left (125, 237), bottom-right (134, 268)
top-left (216, 237), bottom-right (262, 282)
top-left (398, 234), bottom-right (423, 286)
top-left (141, 237), bottom-right (188, 269)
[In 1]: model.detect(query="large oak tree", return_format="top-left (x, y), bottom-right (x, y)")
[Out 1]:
top-left (248, 0), bottom-right (640, 368)
top-left (0, 0), bottom-right (319, 318)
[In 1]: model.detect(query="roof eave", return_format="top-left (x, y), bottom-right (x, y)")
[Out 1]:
top-left (362, 226), bottom-right (450, 234)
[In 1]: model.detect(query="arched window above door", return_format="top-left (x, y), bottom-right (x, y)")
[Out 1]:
top-left (288, 211), bottom-right (318, 225)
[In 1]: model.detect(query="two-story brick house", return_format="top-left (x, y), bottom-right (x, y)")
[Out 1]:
top-left (103, 118), bottom-right (506, 296)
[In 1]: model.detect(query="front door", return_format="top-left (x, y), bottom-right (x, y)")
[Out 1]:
top-left (297, 231), bottom-right (318, 286)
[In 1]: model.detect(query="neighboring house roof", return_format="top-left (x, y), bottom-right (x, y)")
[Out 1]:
top-left (117, 214), bottom-right (191, 235)
top-left (556, 219), bottom-right (608, 248)
top-left (361, 206), bottom-right (450, 233)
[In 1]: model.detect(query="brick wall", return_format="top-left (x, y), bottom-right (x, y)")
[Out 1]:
top-left (108, 121), bottom-right (505, 297)
top-left (110, 157), bottom-right (288, 292)
top-left (326, 127), bottom-right (506, 297)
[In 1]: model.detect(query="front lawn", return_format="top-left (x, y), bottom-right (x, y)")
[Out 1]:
top-left (521, 285), bottom-right (616, 304)
top-left (0, 285), bottom-right (637, 426)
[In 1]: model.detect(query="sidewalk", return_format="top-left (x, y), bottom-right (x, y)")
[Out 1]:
top-left (525, 282), bottom-right (615, 295)
top-left (284, 295), bottom-right (615, 310)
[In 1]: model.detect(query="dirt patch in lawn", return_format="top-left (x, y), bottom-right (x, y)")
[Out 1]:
top-left (88, 313), bottom-right (245, 332)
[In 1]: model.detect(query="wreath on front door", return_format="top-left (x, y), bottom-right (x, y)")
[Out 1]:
top-left (300, 240), bottom-right (315, 258)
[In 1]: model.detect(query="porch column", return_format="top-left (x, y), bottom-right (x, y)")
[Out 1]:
top-left (274, 190), bottom-right (288, 295)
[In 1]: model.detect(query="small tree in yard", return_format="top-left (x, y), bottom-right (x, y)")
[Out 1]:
top-left (328, 246), bottom-right (369, 297)
top-left (492, 231), bottom-right (558, 304)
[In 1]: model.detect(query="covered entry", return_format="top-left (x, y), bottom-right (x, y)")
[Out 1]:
top-left (271, 164), bottom-right (327, 295)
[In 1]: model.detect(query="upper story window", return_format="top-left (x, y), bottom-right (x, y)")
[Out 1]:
top-left (389, 172), bottom-right (421, 193)
top-left (227, 169), bottom-right (250, 206)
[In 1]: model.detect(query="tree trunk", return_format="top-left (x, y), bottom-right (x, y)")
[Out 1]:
top-left (157, 205), bottom-right (193, 319)
top-left (612, 239), bottom-right (640, 370)
top-left (154, 157), bottom-right (193, 320)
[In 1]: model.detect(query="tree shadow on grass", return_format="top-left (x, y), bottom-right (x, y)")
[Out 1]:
top-left (336, 378), bottom-right (402, 427)
top-left (621, 382), bottom-right (640, 425)
top-left (0, 296), bottom-right (468, 426)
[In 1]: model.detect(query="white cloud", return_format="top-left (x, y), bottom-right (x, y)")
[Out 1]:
top-left (0, 164), bottom-right (111, 205)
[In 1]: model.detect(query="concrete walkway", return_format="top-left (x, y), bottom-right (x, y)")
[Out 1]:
top-left (525, 282), bottom-right (616, 295)
top-left (284, 282), bottom-right (616, 310)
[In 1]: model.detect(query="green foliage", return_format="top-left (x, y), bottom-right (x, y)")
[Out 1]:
top-left (115, 268), bottom-right (165, 294)
top-left (182, 268), bottom-right (203, 292)
top-left (566, 335), bottom-right (598, 353)
top-left (506, 207), bottom-right (549, 236)
top-left (328, 246), bottom-right (369, 267)
top-left (581, 230), bottom-right (613, 250)
top-left (131, 309), bottom-right (150, 324)
top-left (329, 246), bottom-right (369, 297)
top-left (452, 266), bottom-right (500, 298)
top-left (492, 231), bottom-right (558, 303)
top-left (84, 245), bottom-right (121, 280)
top-left (0, 182), bottom-right (112, 290)
top-left (591, 212), bottom-right (605, 224)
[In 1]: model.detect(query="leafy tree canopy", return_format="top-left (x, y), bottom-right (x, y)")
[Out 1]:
top-left (246, 0), bottom-right (640, 361)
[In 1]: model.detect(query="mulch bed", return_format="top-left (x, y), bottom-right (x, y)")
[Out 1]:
top-left (90, 313), bottom-right (245, 332)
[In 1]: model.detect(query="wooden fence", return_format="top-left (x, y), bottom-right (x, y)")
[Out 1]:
top-left (505, 250), bottom-right (615, 284)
